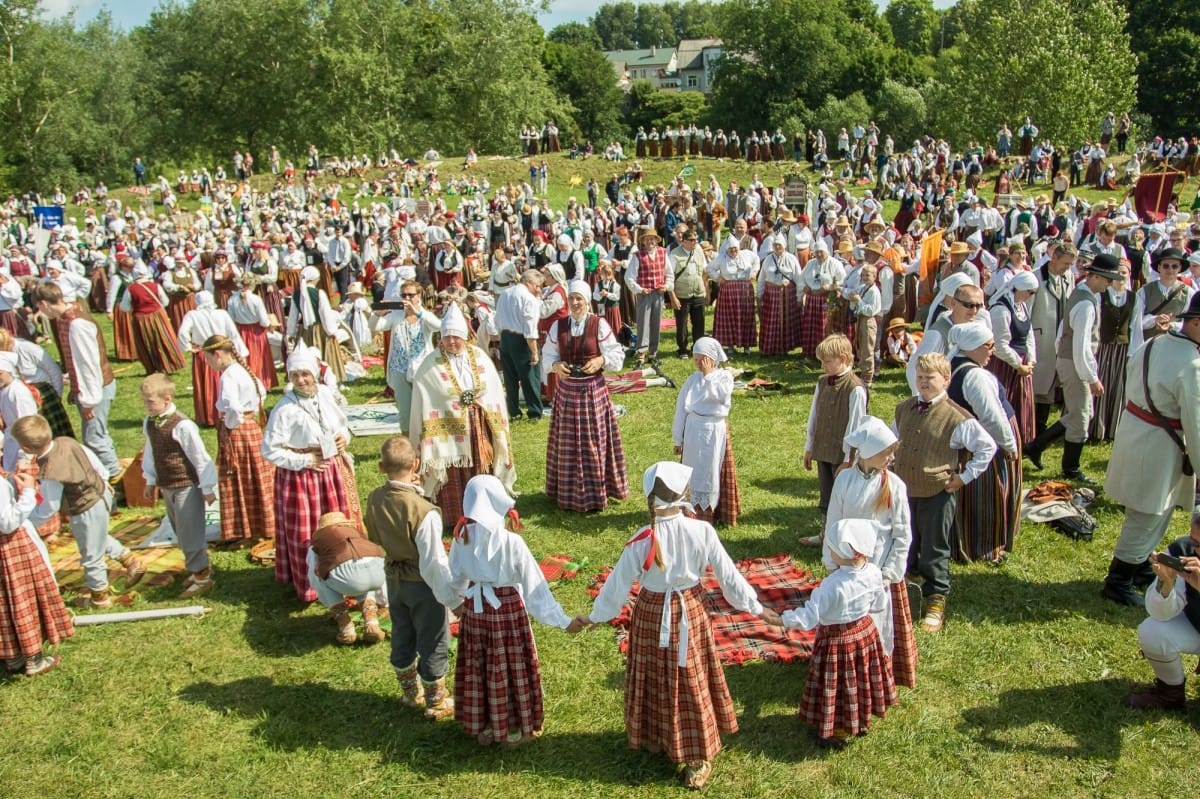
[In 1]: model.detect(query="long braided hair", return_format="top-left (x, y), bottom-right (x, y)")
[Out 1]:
top-left (200, 333), bottom-right (265, 408)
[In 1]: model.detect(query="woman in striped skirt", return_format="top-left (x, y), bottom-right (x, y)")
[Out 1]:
top-left (261, 347), bottom-right (354, 603)
top-left (1090, 263), bottom-right (1140, 441)
top-left (106, 258), bottom-right (137, 361)
top-left (673, 338), bottom-right (740, 526)
top-left (798, 240), bottom-right (844, 356)
top-left (986, 271), bottom-right (1038, 444)
top-left (579, 462), bottom-right (780, 789)
top-left (122, 269), bottom-right (186, 375)
top-left (162, 257), bottom-right (201, 330)
top-left (0, 472), bottom-right (73, 677)
top-left (449, 475), bottom-right (572, 747)
top-left (707, 235), bottom-right (759, 354)
top-left (227, 274), bottom-right (278, 390)
top-left (201, 335), bottom-right (276, 545)
top-left (542, 281), bottom-right (629, 513)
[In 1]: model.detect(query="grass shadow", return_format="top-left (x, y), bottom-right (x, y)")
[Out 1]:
top-left (950, 571), bottom-right (1145, 627)
top-left (210, 565), bottom-right (333, 657)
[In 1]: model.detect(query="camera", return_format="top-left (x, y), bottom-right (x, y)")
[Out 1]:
top-left (568, 364), bottom-right (585, 378)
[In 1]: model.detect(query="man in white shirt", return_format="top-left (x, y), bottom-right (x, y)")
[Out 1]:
top-left (495, 269), bottom-right (544, 420)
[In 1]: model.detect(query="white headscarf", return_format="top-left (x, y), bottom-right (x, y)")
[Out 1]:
top-left (925, 272), bottom-right (974, 330)
top-left (195, 290), bottom-right (216, 310)
top-left (440, 301), bottom-right (469, 339)
top-left (286, 346), bottom-right (319, 377)
top-left (827, 518), bottom-right (877, 561)
top-left (990, 269), bottom-right (1039, 311)
top-left (946, 321), bottom-right (993, 359)
top-left (643, 461), bottom-right (694, 511)
top-left (567, 279), bottom-right (591, 300)
top-left (844, 416), bottom-right (897, 460)
top-left (692, 336), bottom-right (727, 364)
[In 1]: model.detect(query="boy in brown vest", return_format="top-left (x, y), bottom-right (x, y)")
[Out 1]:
top-left (892, 354), bottom-right (996, 632)
top-left (10, 415), bottom-right (148, 609)
top-left (801, 334), bottom-right (867, 546)
top-left (365, 435), bottom-right (459, 720)
top-left (139, 375), bottom-right (217, 599)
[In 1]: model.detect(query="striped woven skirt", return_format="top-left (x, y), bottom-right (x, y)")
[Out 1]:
top-left (112, 307), bottom-right (136, 361)
top-left (758, 282), bottom-right (789, 355)
top-left (87, 269), bottom-right (109, 314)
top-left (217, 418), bottom-right (276, 543)
top-left (274, 461), bottom-right (349, 603)
top-left (132, 309), bottom-right (186, 375)
top-left (454, 585), bottom-right (545, 741)
top-left (0, 526), bottom-right (74, 660)
top-left (434, 405), bottom-right (493, 527)
top-left (625, 586), bottom-right (736, 763)
top-left (237, 323), bottom-right (278, 390)
top-left (889, 581), bottom-right (918, 689)
top-left (691, 421), bottom-right (740, 527)
top-left (800, 291), bottom-right (831, 355)
top-left (546, 374), bottom-right (629, 512)
top-left (299, 324), bottom-right (346, 382)
top-left (191, 354), bottom-right (221, 427)
top-left (799, 615), bottom-right (897, 740)
top-left (986, 358), bottom-right (1035, 444)
top-left (166, 292), bottom-right (196, 330)
top-left (954, 433), bottom-right (1019, 563)
top-left (0, 308), bottom-right (23, 339)
top-left (713, 280), bottom-right (756, 349)
top-left (1089, 341), bottom-right (1128, 442)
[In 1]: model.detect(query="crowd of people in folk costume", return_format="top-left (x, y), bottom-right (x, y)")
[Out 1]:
top-left (4, 120), bottom-right (1200, 786)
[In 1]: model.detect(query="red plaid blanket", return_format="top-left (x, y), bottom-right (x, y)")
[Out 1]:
top-left (587, 554), bottom-right (820, 666)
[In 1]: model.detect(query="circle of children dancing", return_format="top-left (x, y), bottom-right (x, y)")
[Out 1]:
top-left (4, 157), bottom-right (1200, 789)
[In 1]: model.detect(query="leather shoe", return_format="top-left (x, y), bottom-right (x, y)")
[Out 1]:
top-left (1100, 580), bottom-right (1142, 607)
top-left (1062, 469), bottom-right (1097, 486)
top-left (1023, 445), bottom-right (1044, 470)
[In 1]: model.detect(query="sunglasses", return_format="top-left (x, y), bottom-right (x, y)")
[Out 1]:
top-left (957, 300), bottom-right (984, 310)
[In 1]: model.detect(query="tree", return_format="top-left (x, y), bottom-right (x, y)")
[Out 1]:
top-left (625, 87), bottom-right (709, 133)
top-left (634, 4), bottom-right (675, 48)
top-left (1126, 0), bottom-right (1200, 136)
top-left (933, 0), bottom-right (1136, 147)
top-left (591, 2), bottom-right (637, 50)
top-left (885, 0), bottom-right (936, 55)
top-left (873, 79), bottom-right (927, 145)
top-left (811, 92), bottom-right (873, 146)
top-left (663, 1), bottom-right (720, 41)
top-left (544, 25), bottom-right (625, 144)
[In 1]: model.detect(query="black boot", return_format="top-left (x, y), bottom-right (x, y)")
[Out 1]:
top-left (1024, 420), bottom-right (1064, 470)
top-left (1033, 402), bottom-right (1052, 438)
top-left (1061, 440), bottom-right (1097, 485)
top-left (1131, 559), bottom-right (1156, 590)
top-left (1101, 557), bottom-right (1144, 606)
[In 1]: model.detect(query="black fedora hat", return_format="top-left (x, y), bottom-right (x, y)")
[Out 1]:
top-left (1086, 253), bottom-right (1123, 280)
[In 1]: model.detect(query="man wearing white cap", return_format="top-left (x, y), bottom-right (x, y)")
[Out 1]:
top-left (409, 302), bottom-right (514, 525)
top-left (0, 350), bottom-right (39, 471)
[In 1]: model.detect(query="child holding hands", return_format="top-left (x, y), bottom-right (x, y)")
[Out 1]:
top-left (801, 334), bottom-right (867, 545)
top-left (573, 462), bottom-right (780, 790)
top-left (672, 337), bottom-right (739, 525)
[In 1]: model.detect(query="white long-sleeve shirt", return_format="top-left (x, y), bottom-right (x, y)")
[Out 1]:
top-left (1059, 285), bottom-right (1101, 383)
top-left (782, 562), bottom-right (887, 629)
top-left (11, 339), bottom-right (63, 393)
top-left (178, 307), bottom-right (247, 356)
top-left (140, 404), bottom-right (218, 492)
top-left (539, 314), bottom-right (624, 382)
top-left (261, 387), bottom-right (350, 472)
top-left (67, 315), bottom-right (111, 408)
top-left (368, 481), bottom-right (460, 609)
top-left (0, 381), bottom-right (39, 470)
top-left (448, 522), bottom-right (572, 629)
top-left (821, 466), bottom-right (912, 583)
top-left (28, 441), bottom-right (110, 526)
top-left (214, 362), bottom-right (263, 429)
top-left (891, 393), bottom-right (998, 485)
top-left (954, 362), bottom-right (1018, 453)
top-left (227, 291), bottom-right (271, 327)
top-left (989, 302), bottom-right (1037, 370)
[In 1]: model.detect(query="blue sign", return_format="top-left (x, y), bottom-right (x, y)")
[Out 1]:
top-left (33, 206), bottom-right (64, 229)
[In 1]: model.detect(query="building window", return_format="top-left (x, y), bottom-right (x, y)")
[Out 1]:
top-left (687, 75), bottom-right (698, 88)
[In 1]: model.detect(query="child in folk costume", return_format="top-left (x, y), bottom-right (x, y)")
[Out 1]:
top-left (178, 291), bottom-right (245, 426)
top-left (672, 337), bottom-right (740, 526)
top-left (801, 334), bottom-right (867, 546)
top-left (776, 518), bottom-right (898, 748)
top-left (226, 274), bottom-right (278, 390)
top-left (138, 375), bottom-right (217, 598)
top-left (882, 318), bottom-right (917, 368)
top-left (848, 264), bottom-right (881, 386)
top-left (592, 261), bottom-right (623, 332)
top-left (575, 462), bottom-right (780, 790)
top-left (448, 474), bottom-right (572, 748)
top-left (200, 334), bottom-right (276, 545)
top-left (307, 510), bottom-right (387, 647)
top-left (340, 281), bottom-right (373, 351)
top-left (121, 266), bottom-right (186, 375)
top-left (0, 330), bottom-right (71, 440)
top-left (11, 415), bottom-right (149, 610)
top-left (0, 466), bottom-right (72, 677)
top-left (365, 436), bottom-right (459, 718)
top-left (821, 417), bottom-right (917, 688)
top-left (0, 350), bottom-right (40, 472)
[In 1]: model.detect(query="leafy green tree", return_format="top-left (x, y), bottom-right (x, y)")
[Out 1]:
top-left (873, 79), bottom-right (927, 145)
top-left (1126, 0), bottom-right (1200, 136)
top-left (634, 4), bottom-right (676, 48)
top-left (662, 1), bottom-right (721, 41)
top-left (544, 24), bottom-right (625, 144)
top-left (811, 92), bottom-right (873, 148)
top-left (885, 0), bottom-right (936, 55)
top-left (591, 2), bottom-right (637, 50)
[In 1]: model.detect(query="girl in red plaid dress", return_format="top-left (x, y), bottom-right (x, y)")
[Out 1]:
top-left (776, 518), bottom-right (898, 748)
top-left (574, 462), bottom-right (780, 790)
top-left (448, 475), bottom-right (572, 748)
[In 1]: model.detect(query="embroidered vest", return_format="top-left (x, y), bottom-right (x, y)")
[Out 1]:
top-left (635, 246), bottom-right (667, 290)
top-left (146, 412), bottom-right (200, 489)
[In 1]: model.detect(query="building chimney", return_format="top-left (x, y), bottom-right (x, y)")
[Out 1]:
top-left (650, 45), bottom-right (656, 56)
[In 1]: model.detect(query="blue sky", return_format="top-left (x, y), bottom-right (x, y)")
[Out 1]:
top-left (46, 0), bottom-right (954, 34)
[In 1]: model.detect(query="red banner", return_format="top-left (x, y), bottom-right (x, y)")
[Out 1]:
top-left (1133, 172), bottom-right (1179, 222)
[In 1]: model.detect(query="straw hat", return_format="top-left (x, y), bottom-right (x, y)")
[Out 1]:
top-left (885, 317), bottom-right (907, 332)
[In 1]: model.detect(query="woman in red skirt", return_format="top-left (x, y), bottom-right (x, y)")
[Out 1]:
top-left (0, 471), bottom-right (73, 677)
top-left (227, 274), bottom-right (278, 390)
top-left (578, 462), bottom-right (780, 789)
top-left (708, 235), bottom-right (759, 354)
top-left (162, 256), bottom-right (201, 330)
top-left (448, 475), bottom-right (573, 747)
top-left (777, 518), bottom-right (898, 748)
top-left (178, 292), bottom-right (243, 426)
top-left (541, 280), bottom-right (629, 513)
top-left (261, 347), bottom-right (355, 603)
top-left (122, 268), bottom-right (186, 375)
top-left (106, 257), bottom-right (137, 361)
top-left (201, 335), bottom-right (276, 544)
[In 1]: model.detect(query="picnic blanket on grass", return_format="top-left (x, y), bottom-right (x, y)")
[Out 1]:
top-left (51, 512), bottom-right (186, 597)
top-left (587, 553), bottom-right (820, 666)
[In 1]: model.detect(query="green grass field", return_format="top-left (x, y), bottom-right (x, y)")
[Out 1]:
top-left (3, 155), bottom-right (1199, 798)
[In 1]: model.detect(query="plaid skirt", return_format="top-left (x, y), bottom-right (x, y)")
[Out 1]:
top-left (691, 421), bottom-right (740, 527)
top-left (33, 383), bottom-right (74, 440)
top-left (0, 308), bottom-right (23, 339)
top-left (546, 374), bottom-right (629, 512)
top-left (217, 418), bottom-right (276, 542)
top-left (237, 323), bottom-right (278, 390)
top-left (799, 290), bottom-right (831, 355)
top-left (784, 280), bottom-right (803, 351)
top-left (713, 280), bottom-right (756, 349)
top-left (1089, 341), bottom-right (1128, 442)
top-left (454, 585), bottom-right (545, 740)
top-left (758, 282), bottom-right (789, 355)
top-left (132, 309), bottom-right (187, 375)
top-left (112, 306), bottom-right (136, 361)
top-left (192, 355), bottom-right (221, 427)
top-left (987, 358), bottom-right (1035, 444)
top-left (274, 461), bottom-right (349, 603)
top-left (0, 527), bottom-right (74, 660)
top-left (954, 442), bottom-right (1018, 563)
top-left (799, 615), bottom-right (897, 739)
top-left (889, 582), bottom-right (918, 689)
top-left (625, 586), bottom-right (737, 763)
top-left (167, 293), bottom-right (196, 330)
top-left (602, 305), bottom-right (622, 334)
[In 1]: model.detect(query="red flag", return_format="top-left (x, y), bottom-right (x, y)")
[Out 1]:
top-left (1133, 173), bottom-right (1179, 222)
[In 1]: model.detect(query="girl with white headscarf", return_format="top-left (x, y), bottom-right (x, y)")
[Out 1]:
top-left (261, 345), bottom-right (358, 602)
top-left (706, 234), bottom-right (759, 353)
top-left (987, 269), bottom-right (1039, 443)
top-left (286, 265), bottom-right (346, 381)
top-left (672, 337), bottom-right (740, 525)
top-left (577, 462), bottom-right (779, 790)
